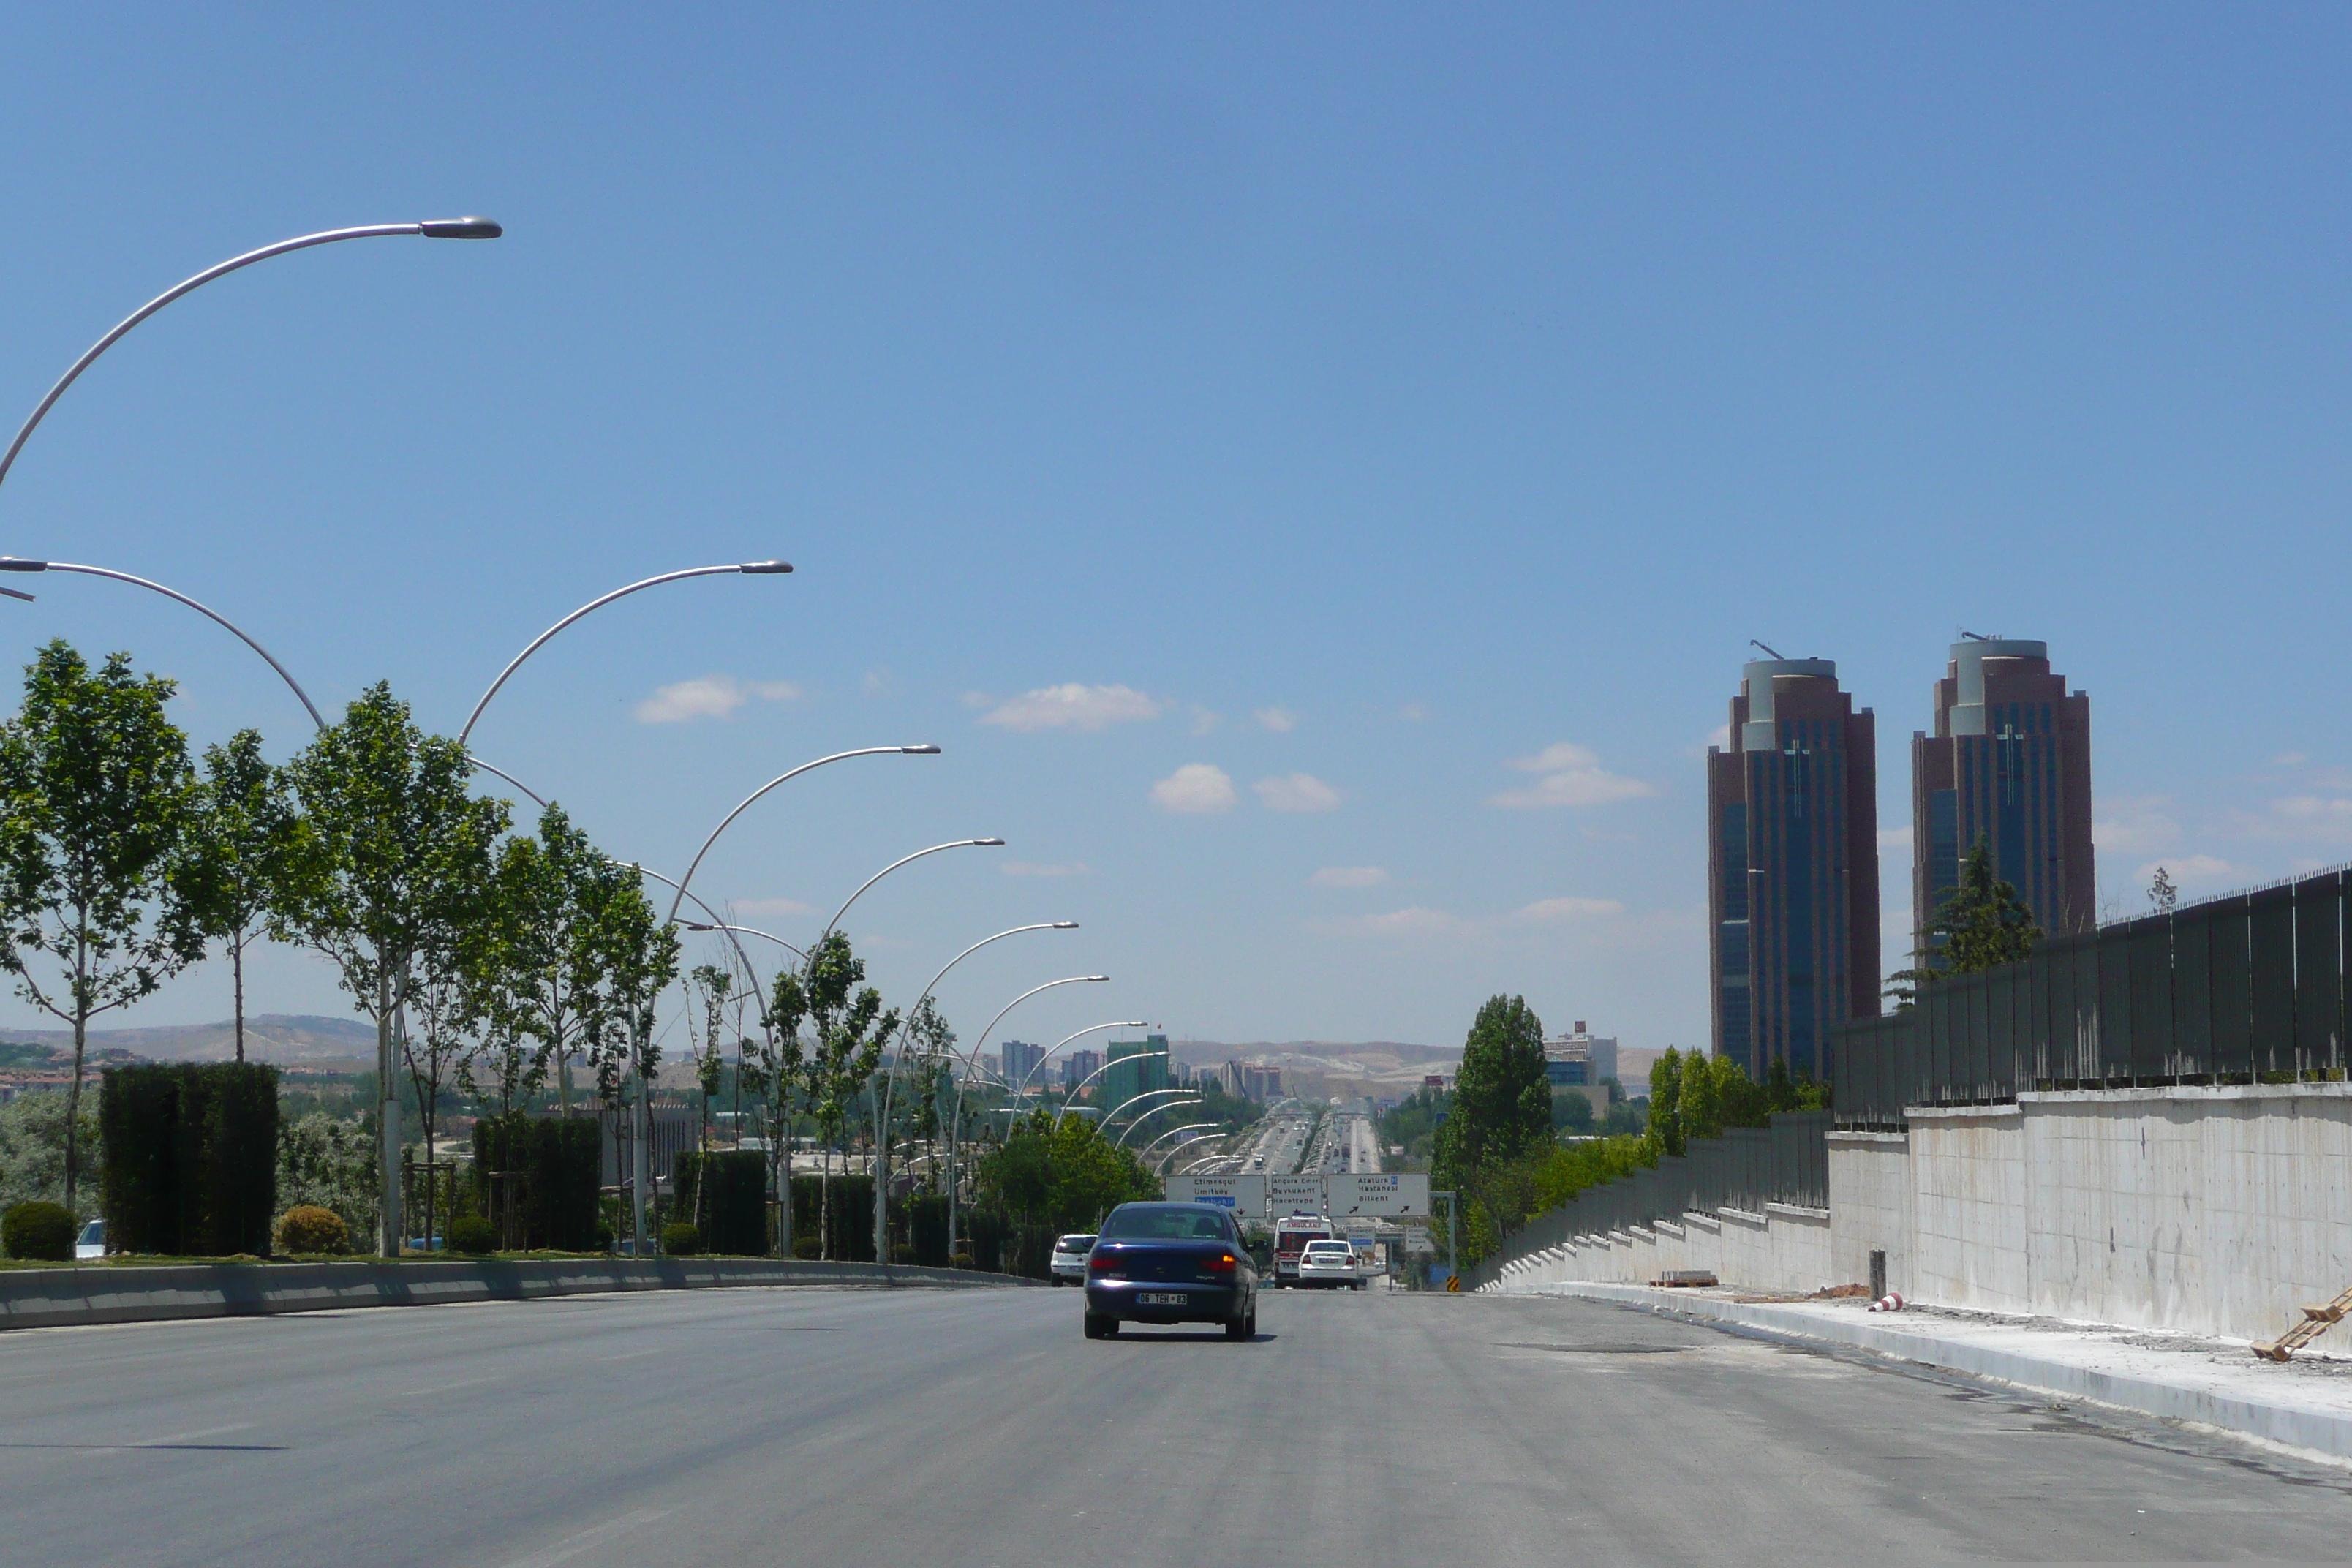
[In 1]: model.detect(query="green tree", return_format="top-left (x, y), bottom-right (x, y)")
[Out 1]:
top-left (270, 684), bottom-right (509, 1254)
top-left (487, 806), bottom-right (633, 1117)
top-left (177, 729), bottom-right (302, 1063)
top-left (1429, 994), bottom-right (1550, 1191)
top-left (873, 995), bottom-right (954, 1254)
top-left (1646, 1047), bottom-right (1684, 1157)
top-left (589, 871), bottom-right (678, 1254)
top-left (1886, 838), bottom-right (2043, 1005)
top-left (771, 932), bottom-right (898, 1259)
top-left (0, 642), bottom-right (204, 1214)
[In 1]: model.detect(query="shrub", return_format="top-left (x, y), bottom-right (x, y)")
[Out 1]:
top-left (949, 1251), bottom-right (976, 1271)
top-left (792, 1234), bottom-right (823, 1260)
top-left (3, 1199), bottom-right (76, 1261)
top-left (101, 1063), bottom-right (280, 1256)
top-left (448, 1215), bottom-right (498, 1256)
top-left (672, 1151), bottom-right (767, 1256)
top-left (889, 1243), bottom-right (916, 1265)
top-left (274, 1205), bottom-right (351, 1255)
top-left (472, 1114), bottom-right (600, 1251)
top-left (661, 1221), bottom-right (702, 1256)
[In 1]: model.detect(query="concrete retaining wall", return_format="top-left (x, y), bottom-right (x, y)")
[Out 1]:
top-left (1490, 1201), bottom-right (1835, 1297)
top-left (0, 1256), bottom-right (1032, 1333)
top-left (1499, 1085), bottom-right (2352, 1338)
top-left (1823, 1083), bottom-right (2352, 1341)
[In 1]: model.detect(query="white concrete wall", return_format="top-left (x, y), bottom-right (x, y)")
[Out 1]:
top-left (1827, 1131), bottom-right (1912, 1296)
top-left (1504, 1085), bottom-right (2352, 1338)
top-left (1494, 1203), bottom-right (1830, 1296)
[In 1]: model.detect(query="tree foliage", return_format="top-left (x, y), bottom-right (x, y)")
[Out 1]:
top-left (973, 1107), bottom-right (1159, 1234)
top-left (1430, 994), bottom-right (1550, 1190)
top-left (1886, 838), bottom-right (2043, 1006)
top-left (177, 729), bottom-right (302, 1063)
top-left (0, 641), bottom-right (205, 1213)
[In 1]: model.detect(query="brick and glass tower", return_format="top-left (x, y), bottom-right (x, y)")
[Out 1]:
top-left (1911, 638), bottom-right (2093, 948)
top-left (1708, 657), bottom-right (1880, 1080)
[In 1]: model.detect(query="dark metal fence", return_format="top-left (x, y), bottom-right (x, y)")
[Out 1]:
top-left (1833, 866), bottom-right (2350, 1128)
top-left (1464, 1109), bottom-right (1829, 1288)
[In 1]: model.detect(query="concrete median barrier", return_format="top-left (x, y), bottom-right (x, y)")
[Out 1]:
top-left (0, 1256), bottom-right (1038, 1332)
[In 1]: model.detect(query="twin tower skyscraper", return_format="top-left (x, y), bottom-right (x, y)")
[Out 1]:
top-left (1705, 639), bottom-right (2094, 1082)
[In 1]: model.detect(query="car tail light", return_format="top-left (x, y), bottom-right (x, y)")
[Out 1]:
top-left (1088, 1252), bottom-right (1116, 1271)
top-left (1204, 1253), bottom-right (1237, 1273)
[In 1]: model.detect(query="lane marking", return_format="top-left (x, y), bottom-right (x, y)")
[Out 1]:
top-left (498, 1507), bottom-right (674, 1568)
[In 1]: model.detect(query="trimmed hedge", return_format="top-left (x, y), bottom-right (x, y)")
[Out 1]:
top-left (4, 1200), bottom-right (76, 1261)
top-left (907, 1194), bottom-right (950, 1268)
top-left (448, 1215), bottom-right (498, 1255)
top-left (673, 1151), bottom-right (768, 1256)
top-left (660, 1221), bottom-right (702, 1256)
top-left (99, 1063), bottom-right (279, 1256)
top-left (788, 1175), bottom-right (875, 1262)
top-left (962, 1212), bottom-right (1058, 1279)
top-left (275, 1205), bottom-right (352, 1255)
top-left (472, 1114), bottom-right (601, 1251)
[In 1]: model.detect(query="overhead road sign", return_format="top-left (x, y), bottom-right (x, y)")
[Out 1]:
top-left (1329, 1172), bottom-right (1429, 1217)
top-left (1162, 1174), bottom-right (1266, 1213)
top-left (1270, 1174), bottom-right (1327, 1215)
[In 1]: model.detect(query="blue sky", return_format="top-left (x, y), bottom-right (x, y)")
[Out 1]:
top-left (2, 7), bottom-right (2348, 1057)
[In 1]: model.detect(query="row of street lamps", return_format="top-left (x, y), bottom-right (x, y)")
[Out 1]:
top-left (1, 216), bottom-right (1206, 1261)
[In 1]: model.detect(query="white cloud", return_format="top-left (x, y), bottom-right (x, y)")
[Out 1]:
top-left (1708, 725), bottom-right (1731, 750)
top-left (632, 674), bottom-right (801, 723)
top-left (733, 897), bottom-right (815, 917)
top-left (2273, 753), bottom-right (2309, 768)
top-left (1150, 763), bottom-right (1237, 814)
top-left (1489, 742), bottom-right (1656, 809)
top-left (1189, 706), bottom-right (1221, 736)
top-left (1311, 906), bottom-right (1471, 938)
top-left (1877, 826), bottom-right (1913, 853)
top-left (1311, 866), bottom-right (1388, 889)
top-left (1254, 707), bottom-right (1297, 733)
top-left (2095, 796), bottom-right (2182, 854)
top-left (1515, 896), bottom-right (1626, 923)
top-left (2247, 794), bottom-right (2352, 845)
top-left (1002, 861), bottom-right (1090, 878)
top-left (981, 683), bottom-right (1162, 732)
top-left (1254, 772), bottom-right (1342, 813)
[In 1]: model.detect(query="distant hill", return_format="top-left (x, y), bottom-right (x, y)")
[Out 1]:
top-left (0, 1014), bottom-right (377, 1065)
top-left (1166, 1039), bottom-right (1462, 1098)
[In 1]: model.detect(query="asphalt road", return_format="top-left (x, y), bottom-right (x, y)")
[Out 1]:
top-left (4, 1283), bottom-right (2350, 1565)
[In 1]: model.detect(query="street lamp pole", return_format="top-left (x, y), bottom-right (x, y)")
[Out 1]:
top-left (666, 746), bottom-right (941, 924)
top-left (0, 219), bottom-right (502, 501)
top-left (1137, 1121), bottom-right (1219, 1161)
top-left (458, 562), bottom-right (794, 747)
top-left (1028, 1028), bottom-right (1155, 1105)
top-left (1110, 1093), bottom-right (1204, 1147)
top-left (944, 973), bottom-right (1110, 1259)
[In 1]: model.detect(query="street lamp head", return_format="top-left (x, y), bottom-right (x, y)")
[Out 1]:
top-left (1051, 921), bottom-right (1079, 930)
top-left (971, 837), bottom-right (1007, 848)
top-left (901, 744), bottom-right (941, 755)
top-left (682, 921), bottom-right (717, 932)
top-left (737, 560), bottom-right (794, 575)
top-left (419, 217), bottom-right (503, 239)
top-left (1085, 975), bottom-right (1110, 983)
top-left (0, 558), bottom-right (49, 572)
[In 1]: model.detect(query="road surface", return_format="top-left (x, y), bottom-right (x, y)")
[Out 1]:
top-left (3, 1284), bottom-right (2347, 1564)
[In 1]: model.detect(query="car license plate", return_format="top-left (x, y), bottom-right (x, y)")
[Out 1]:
top-left (1134, 1292), bottom-right (1187, 1305)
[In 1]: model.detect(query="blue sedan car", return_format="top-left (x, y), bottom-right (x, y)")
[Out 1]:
top-left (1082, 1202), bottom-right (1259, 1341)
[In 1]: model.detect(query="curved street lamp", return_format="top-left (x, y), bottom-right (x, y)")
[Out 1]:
top-left (459, 562), bottom-right (794, 746)
top-left (1028, 1030), bottom-right (1155, 1104)
top-left (682, 919), bottom-right (806, 964)
top-left (821, 837), bottom-right (1004, 949)
top-left (1111, 1093), bottom-right (1205, 1147)
top-left (943, 972), bottom-right (1110, 1259)
top-left (667, 746), bottom-right (940, 923)
top-left (1137, 1121), bottom-right (1220, 1161)
top-left (0, 557), bottom-right (326, 731)
top-left (0, 219), bottom-right (501, 502)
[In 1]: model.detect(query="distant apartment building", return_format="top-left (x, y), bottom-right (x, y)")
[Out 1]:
top-left (1911, 638), bottom-right (2094, 948)
top-left (1542, 1022), bottom-right (1618, 1088)
top-left (1219, 1061), bottom-right (1284, 1101)
top-left (1104, 1033), bottom-right (1172, 1112)
top-left (1000, 1039), bottom-right (1046, 1089)
top-left (1062, 1048), bottom-right (1104, 1091)
top-left (1707, 655), bottom-right (1881, 1081)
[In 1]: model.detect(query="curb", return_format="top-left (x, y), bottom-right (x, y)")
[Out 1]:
top-left (1534, 1281), bottom-right (2352, 1467)
top-left (0, 1257), bottom-right (1039, 1333)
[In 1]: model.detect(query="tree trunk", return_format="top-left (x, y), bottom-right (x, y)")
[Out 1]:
top-left (63, 1010), bottom-right (87, 1217)
top-left (232, 935), bottom-right (246, 1066)
top-left (630, 1069), bottom-right (649, 1256)
top-left (872, 1076), bottom-right (891, 1265)
top-left (377, 968), bottom-right (402, 1258)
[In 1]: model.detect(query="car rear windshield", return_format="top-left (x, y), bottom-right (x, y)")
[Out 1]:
top-left (1055, 1236), bottom-right (1094, 1250)
top-left (1305, 1243), bottom-right (1351, 1255)
top-left (1099, 1207), bottom-right (1230, 1240)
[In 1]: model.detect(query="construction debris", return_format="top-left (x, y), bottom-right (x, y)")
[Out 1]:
top-left (2253, 1284), bottom-right (2351, 1362)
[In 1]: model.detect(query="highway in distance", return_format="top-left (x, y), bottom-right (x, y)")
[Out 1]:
top-left (2, 1285), bottom-right (2348, 1565)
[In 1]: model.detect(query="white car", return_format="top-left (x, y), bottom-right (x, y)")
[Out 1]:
top-left (1049, 1233), bottom-right (1098, 1285)
top-left (1294, 1239), bottom-right (1363, 1290)
top-left (75, 1219), bottom-right (105, 1260)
